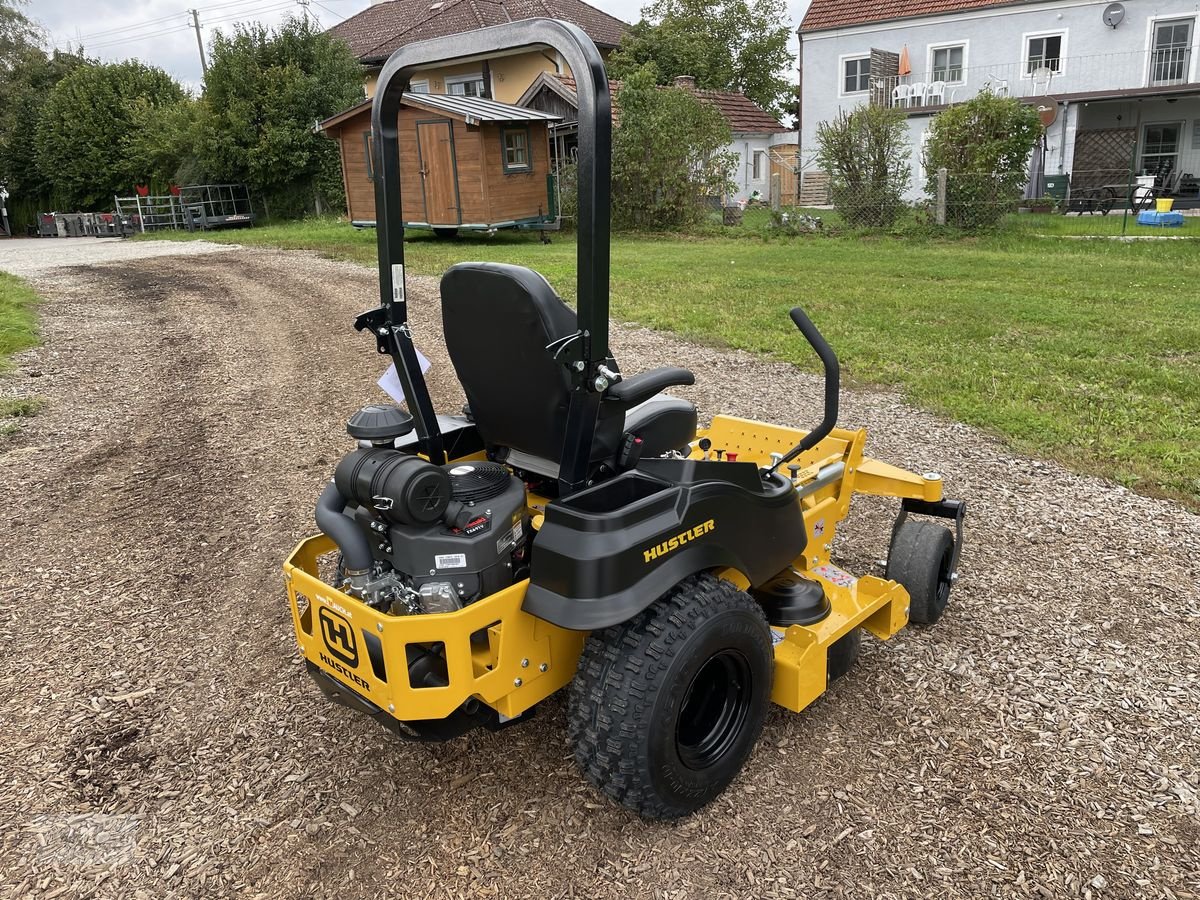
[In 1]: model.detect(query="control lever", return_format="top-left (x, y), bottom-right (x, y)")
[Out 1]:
top-left (766, 307), bottom-right (840, 476)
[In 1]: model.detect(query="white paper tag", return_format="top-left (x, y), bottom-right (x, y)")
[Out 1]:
top-left (435, 553), bottom-right (467, 570)
top-left (392, 264), bottom-right (405, 303)
top-left (378, 355), bottom-right (431, 407)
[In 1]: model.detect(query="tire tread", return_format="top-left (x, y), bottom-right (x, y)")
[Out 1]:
top-left (567, 573), bottom-right (769, 819)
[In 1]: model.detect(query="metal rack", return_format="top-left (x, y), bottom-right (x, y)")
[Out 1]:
top-left (114, 184), bottom-right (255, 232)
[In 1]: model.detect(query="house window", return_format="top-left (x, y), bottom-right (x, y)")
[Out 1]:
top-left (842, 56), bottom-right (870, 94)
top-left (446, 73), bottom-right (486, 97)
top-left (501, 127), bottom-right (531, 173)
top-left (752, 151), bottom-right (766, 181)
top-left (1141, 122), bottom-right (1182, 176)
top-left (931, 44), bottom-right (965, 82)
top-left (1025, 34), bottom-right (1063, 74)
top-left (362, 132), bottom-right (374, 182)
top-left (409, 80), bottom-right (430, 94)
top-left (1150, 19), bottom-right (1193, 85)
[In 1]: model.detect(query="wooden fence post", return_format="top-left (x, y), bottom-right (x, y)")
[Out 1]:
top-left (935, 167), bottom-right (948, 225)
top-left (770, 173), bottom-right (782, 210)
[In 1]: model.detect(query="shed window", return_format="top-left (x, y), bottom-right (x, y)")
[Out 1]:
top-left (752, 150), bottom-right (765, 181)
top-left (502, 127), bottom-right (532, 173)
top-left (931, 45), bottom-right (965, 83)
top-left (362, 132), bottom-right (375, 182)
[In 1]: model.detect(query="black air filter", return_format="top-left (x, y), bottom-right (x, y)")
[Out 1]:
top-left (445, 462), bottom-right (513, 503)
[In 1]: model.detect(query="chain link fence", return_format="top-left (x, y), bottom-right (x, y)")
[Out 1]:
top-left (795, 166), bottom-right (1196, 236)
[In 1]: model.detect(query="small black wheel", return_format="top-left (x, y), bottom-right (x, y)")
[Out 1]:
top-left (432, 227), bottom-right (459, 239)
top-left (568, 573), bottom-right (773, 820)
top-left (886, 520), bottom-right (955, 625)
top-left (826, 628), bottom-right (861, 682)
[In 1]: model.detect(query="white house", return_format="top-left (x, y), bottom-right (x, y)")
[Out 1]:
top-left (519, 73), bottom-right (795, 203)
top-left (798, 0), bottom-right (1200, 204)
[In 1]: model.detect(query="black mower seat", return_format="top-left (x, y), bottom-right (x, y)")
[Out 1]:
top-left (441, 262), bottom-right (697, 476)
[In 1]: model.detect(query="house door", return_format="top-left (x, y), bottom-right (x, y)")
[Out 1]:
top-left (416, 120), bottom-right (460, 226)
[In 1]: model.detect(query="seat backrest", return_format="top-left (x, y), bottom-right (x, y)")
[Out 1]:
top-left (440, 262), bottom-right (622, 463)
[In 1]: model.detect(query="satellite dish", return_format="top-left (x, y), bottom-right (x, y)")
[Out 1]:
top-left (1103, 2), bottom-right (1125, 28)
top-left (1037, 100), bottom-right (1058, 128)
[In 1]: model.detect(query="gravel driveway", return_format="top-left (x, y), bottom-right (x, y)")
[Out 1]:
top-left (1, 242), bottom-right (1197, 900)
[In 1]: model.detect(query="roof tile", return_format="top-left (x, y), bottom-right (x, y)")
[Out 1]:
top-left (552, 74), bottom-right (786, 134)
top-left (329, 0), bottom-right (628, 63)
top-left (801, 0), bottom-right (1016, 32)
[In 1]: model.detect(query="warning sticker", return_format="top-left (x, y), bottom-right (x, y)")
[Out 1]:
top-left (769, 628), bottom-right (786, 647)
top-left (812, 563), bottom-right (857, 588)
top-left (496, 529), bottom-right (514, 554)
top-left (435, 553), bottom-right (467, 570)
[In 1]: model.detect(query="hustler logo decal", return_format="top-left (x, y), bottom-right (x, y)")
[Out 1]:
top-left (644, 519), bottom-right (716, 563)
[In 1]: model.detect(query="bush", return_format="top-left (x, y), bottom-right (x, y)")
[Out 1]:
top-left (815, 104), bottom-right (910, 228)
top-left (611, 65), bottom-right (735, 232)
top-left (35, 60), bottom-right (186, 209)
top-left (924, 91), bottom-right (1042, 229)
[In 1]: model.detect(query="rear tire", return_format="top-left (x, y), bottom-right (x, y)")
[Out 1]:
top-left (568, 574), bottom-right (773, 820)
top-left (886, 520), bottom-right (955, 625)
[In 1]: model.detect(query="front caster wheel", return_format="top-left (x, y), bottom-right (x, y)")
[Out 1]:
top-left (886, 520), bottom-right (955, 625)
top-left (568, 574), bottom-right (773, 820)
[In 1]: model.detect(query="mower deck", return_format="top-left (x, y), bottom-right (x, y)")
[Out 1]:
top-left (284, 415), bottom-right (945, 731)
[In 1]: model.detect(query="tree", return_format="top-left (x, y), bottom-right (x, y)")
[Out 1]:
top-left (0, 48), bottom-right (88, 199)
top-left (923, 91), bottom-right (1042, 228)
top-left (815, 104), bottom-right (910, 228)
top-left (35, 61), bottom-right (186, 208)
top-left (197, 18), bottom-right (363, 218)
top-left (0, 0), bottom-right (38, 68)
top-left (608, 0), bottom-right (794, 119)
top-left (610, 65), bottom-right (735, 232)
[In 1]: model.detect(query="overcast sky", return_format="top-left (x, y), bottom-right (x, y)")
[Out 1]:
top-left (32, 0), bottom-right (809, 92)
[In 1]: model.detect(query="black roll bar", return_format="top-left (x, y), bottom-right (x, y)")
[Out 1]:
top-left (364, 19), bottom-right (612, 488)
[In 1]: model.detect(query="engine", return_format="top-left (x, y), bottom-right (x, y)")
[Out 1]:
top-left (317, 447), bottom-right (529, 616)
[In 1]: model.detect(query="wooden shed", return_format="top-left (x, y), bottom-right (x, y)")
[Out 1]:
top-left (319, 94), bottom-right (561, 234)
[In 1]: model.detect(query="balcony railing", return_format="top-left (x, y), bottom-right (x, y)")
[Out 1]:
top-left (866, 46), bottom-right (1198, 111)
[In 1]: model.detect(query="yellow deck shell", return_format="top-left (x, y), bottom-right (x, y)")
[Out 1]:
top-left (283, 415), bottom-right (944, 723)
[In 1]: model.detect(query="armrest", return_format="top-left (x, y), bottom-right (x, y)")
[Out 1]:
top-left (606, 366), bottom-right (695, 407)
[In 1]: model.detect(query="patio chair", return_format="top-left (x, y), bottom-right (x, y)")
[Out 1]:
top-left (909, 82), bottom-right (928, 106)
top-left (892, 84), bottom-right (911, 108)
top-left (927, 80), bottom-right (946, 104)
top-left (1031, 66), bottom-right (1054, 94)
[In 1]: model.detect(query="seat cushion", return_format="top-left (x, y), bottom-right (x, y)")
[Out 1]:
top-left (623, 395), bottom-right (698, 458)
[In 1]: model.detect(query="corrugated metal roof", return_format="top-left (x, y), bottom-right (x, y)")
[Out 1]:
top-left (407, 93), bottom-right (562, 122)
top-left (318, 94), bottom-right (562, 132)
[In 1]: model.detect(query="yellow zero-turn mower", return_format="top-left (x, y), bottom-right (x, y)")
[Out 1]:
top-left (283, 20), bottom-right (966, 820)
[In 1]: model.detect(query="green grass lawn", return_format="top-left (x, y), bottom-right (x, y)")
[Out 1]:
top-left (142, 213), bottom-right (1200, 507)
top-left (0, 272), bottom-right (41, 427)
